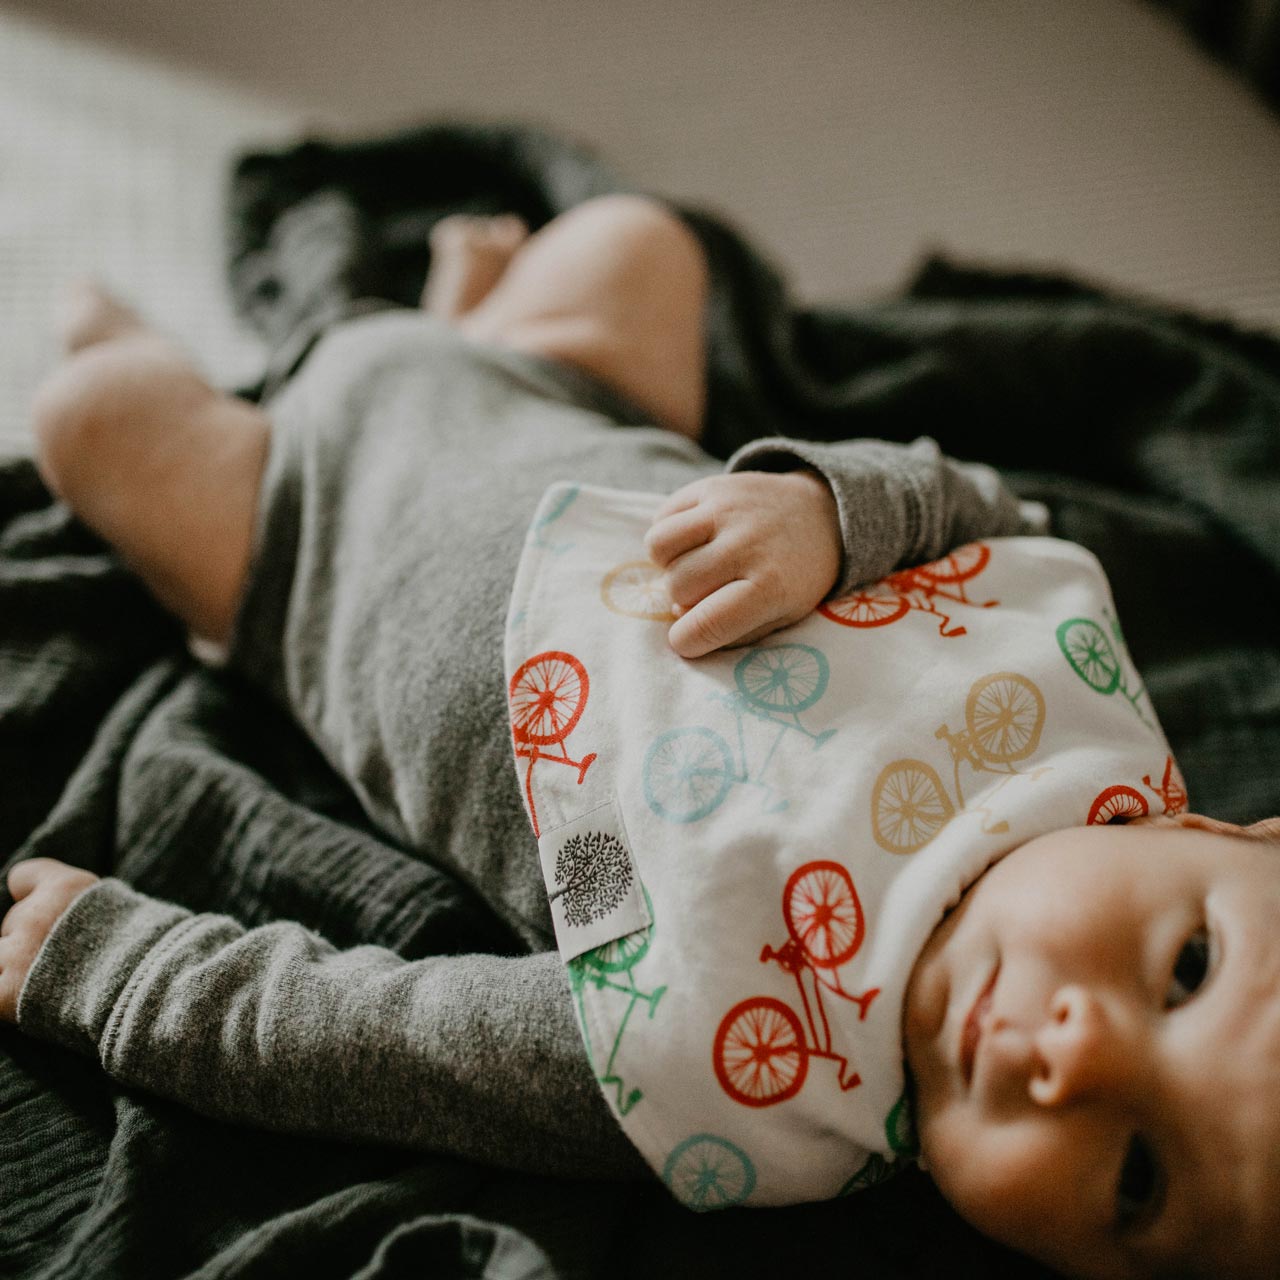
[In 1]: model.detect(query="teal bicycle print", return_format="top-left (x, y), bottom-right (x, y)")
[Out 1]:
top-left (643, 643), bottom-right (836, 823)
top-left (530, 484), bottom-right (580, 552)
top-left (663, 1133), bottom-right (757, 1211)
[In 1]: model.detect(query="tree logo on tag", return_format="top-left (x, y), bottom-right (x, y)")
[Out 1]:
top-left (552, 830), bottom-right (633, 927)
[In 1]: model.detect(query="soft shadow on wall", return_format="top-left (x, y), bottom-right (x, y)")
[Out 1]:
top-left (1149, 0), bottom-right (1280, 109)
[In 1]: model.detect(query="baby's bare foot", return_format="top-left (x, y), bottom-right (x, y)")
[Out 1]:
top-left (420, 214), bottom-right (530, 319)
top-left (57, 279), bottom-right (147, 353)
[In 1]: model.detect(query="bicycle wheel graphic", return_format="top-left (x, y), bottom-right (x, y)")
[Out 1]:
top-left (1057, 618), bottom-right (1120, 695)
top-left (600, 560), bottom-right (677, 621)
top-left (1087, 785), bottom-right (1149, 825)
top-left (663, 1134), bottom-right (757, 1211)
top-left (871, 759), bottom-right (955, 854)
top-left (643, 727), bottom-right (734, 823)
top-left (509, 651), bottom-right (589, 746)
top-left (819, 582), bottom-right (910, 629)
top-left (885, 1092), bottom-right (919, 1158)
top-left (783, 861), bottom-right (865, 969)
top-left (839, 1152), bottom-right (895, 1197)
top-left (578, 885), bottom-right (656, 974)
top-left (734, 643), bottom-right (829, 714)
top-left (714, 997), bottom-right (808, 1107)
top-left (965, 672), bottom-right (1045, 764)
top-left (918, 541), bottom-right (990, 584)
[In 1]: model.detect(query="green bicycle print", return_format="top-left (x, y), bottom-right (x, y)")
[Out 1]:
top-left (1056, 613), bottom-right (1154, 729)
top-left (567, 885), bottom-right (666, 1116)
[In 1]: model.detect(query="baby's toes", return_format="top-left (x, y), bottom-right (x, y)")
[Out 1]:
top-left (429, 213), bottom-right (528, 257)
top-left (57, 279), bottom-right (145, 354)
top-left (485, 214), bottom-right (530, 253)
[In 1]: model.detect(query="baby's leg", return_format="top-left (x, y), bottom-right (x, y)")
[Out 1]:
top-left (31, 283), bottom-right (269, 647)
top-left (435, 195), bottom-right (710, 442)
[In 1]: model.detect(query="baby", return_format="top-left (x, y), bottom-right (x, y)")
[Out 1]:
top-left (3, 195), bottom-right (1279, 1280)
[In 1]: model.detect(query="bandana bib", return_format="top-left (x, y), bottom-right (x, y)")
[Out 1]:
top-left (504, 483), bottom-right (1184, 1209)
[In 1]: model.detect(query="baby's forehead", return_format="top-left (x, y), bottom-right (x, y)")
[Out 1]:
top-left (1018, 817), bottom-right (1280, 882)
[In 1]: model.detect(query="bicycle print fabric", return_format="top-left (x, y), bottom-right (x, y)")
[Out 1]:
top-left (503, 482), bottom-right (1181, 1210)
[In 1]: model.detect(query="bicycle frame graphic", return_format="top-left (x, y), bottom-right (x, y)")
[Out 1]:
top-left (871, 671), bottom-right (1049, 854)
top-left (568, 893), bottom-right (666, 1116)
top-left (820, 542), bottom-right (997, 639)
top-left (713, 861), bottom-right (880, 1108)
top-left (1086, 754), bottom-right (1188, 825)
top-left (643, 643), bottom-right (836, 823)
top-left (508, 650), bottom-right (598, 837)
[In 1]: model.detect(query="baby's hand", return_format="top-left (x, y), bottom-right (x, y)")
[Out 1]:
top-left (0, 859), bottom-right (100, 1022)
top-left (645, 470), bottom-right (841, 659)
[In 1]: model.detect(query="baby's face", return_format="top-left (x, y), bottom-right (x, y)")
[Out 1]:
top-left (904, 819), bottom-right (1280, 1279)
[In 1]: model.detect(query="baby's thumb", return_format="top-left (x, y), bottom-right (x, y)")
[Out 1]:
top-left (6, 859), bottom-right (58, 901)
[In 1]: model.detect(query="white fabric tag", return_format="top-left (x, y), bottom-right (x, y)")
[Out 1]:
top-left (537, 796), bottom-right (651, 961)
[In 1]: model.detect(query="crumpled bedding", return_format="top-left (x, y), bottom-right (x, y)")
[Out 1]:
top-left (2, 120), bottom-right (1278, 1280)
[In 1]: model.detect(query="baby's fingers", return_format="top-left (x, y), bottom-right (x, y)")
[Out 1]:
top-left (651, 479), bottom-right (710, 523)
top-left (644, 505), bottom-right (713, 569)
top-left (668, 579), bottom-right (776, 659)
top-left (7, 858), bottom-right (58, 900)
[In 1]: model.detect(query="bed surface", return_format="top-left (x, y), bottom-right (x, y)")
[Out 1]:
top-left (0, 10), bottom-right (298, 449)
top-left (3, 8), bottom-right (1280, 1277)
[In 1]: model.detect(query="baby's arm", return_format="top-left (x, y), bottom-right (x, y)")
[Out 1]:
top-left (646, 436), bottom-right (1046, 658)
top-left (1, 860), bottom-right (646, 1180)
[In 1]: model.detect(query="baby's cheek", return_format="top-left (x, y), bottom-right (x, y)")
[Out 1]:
top-left (928, 1107), bottom-right (1107, 1270)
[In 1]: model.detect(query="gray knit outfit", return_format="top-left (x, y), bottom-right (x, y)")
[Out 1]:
top-left (17, 311), bottom-right (1041, 1181)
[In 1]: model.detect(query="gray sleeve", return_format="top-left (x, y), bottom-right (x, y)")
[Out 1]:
top-left (17, 878), bottom-right (647, 1181)
top-left (725, 435), bottom-right (1050, 597)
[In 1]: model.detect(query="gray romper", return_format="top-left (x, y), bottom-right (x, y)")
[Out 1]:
top-left (17, 310), bottom-right (1038, 1180)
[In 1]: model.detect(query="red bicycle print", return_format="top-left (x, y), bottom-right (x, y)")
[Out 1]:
top-left (820, 542), bottom-right (997, 639)
top-left (509, 650), bottom-right (598, 837)
top-left (713, 862), bottom-right (880, 1108)
top-left (871, 672), bottom-right (1049, 854)
top-left (1086, 755), bottom-right (1189, 825)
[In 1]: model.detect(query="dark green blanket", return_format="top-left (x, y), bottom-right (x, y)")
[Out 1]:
top-left (3, 121), bottom-right (1278, 1280)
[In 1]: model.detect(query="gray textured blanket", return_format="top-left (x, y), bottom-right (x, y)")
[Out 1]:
top-left (3, 121), bottom-right (1278, 1279)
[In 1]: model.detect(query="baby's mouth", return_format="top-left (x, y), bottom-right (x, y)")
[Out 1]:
top-left (960, 964), bottom-right (999, 1088)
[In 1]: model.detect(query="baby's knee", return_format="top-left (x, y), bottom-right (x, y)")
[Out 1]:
top-left (30, 352), bottom-right (109, 498)
top-left (559, 194), bottom-right (709, 293)
top-left (31, 336), bottom-right (213, 499)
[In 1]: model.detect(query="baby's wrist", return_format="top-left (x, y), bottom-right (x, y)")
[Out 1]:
top-left (790, 468), bottom-right (842, 590)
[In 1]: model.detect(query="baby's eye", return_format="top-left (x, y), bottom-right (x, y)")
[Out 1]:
top-left (1115, 1134), bottom-right (1165, 1233)
top-left (1164, 927), bottom-right (1210, 1009)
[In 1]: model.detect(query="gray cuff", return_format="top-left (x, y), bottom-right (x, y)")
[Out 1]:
top-left (726, 435), bottom-right (1039, 596)
top-left (17, 878), bottom-right (193, 1059)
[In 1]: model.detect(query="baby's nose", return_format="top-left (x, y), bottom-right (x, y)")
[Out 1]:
top-left (1027, 985), bottom-right (1135, 1107)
